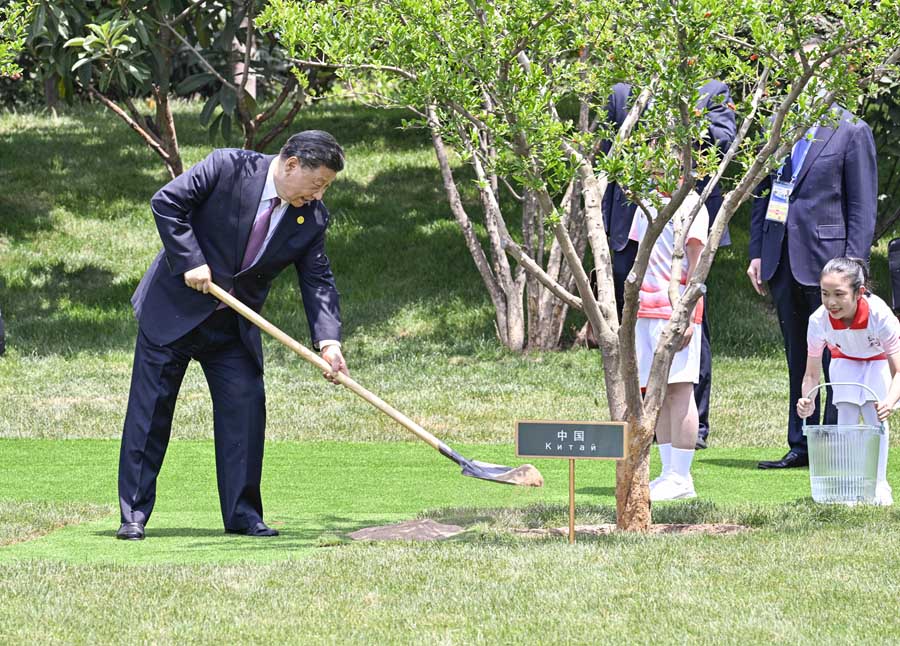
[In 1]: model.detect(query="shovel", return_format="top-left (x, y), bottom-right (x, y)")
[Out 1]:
top-left (208, 283), bottom-right (543, 487)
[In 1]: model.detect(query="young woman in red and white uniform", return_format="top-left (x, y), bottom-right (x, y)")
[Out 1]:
top-left (797, 257), bottom-right (900, 505)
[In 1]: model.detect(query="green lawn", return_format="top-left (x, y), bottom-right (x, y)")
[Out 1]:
top-left (2, 102), bottom-right (900, 644)
top-left (2, 439), bottom-right (900, 643)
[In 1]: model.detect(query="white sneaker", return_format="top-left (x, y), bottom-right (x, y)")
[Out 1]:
top-left (649, 471), bottom-right (670, 491)
top-left (650, 473), bottom-right (697, 502)
top-left (874, 481), bottom-right (893, 506)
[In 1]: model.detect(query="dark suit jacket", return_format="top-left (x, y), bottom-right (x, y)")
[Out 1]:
top-left (131, 148), bottom-right (342, 370)
top-left (748, 107), bottom-right (877, 286)
top-left (602, 80), bottom-right (737, 250)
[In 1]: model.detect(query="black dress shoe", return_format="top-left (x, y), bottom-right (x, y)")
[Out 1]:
top-left (758, 451), bottom-right (809, 469)
top-left (116, 522), bottom-right (145, 540)
top-left (695, 437), bottom-right (708, 450)
top-left (226, 521), bottom-right (279, 537)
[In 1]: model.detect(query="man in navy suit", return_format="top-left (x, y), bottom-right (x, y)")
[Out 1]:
top-left (749, 107), bottom-right (877, 469)
top-left (602, 80), bottom-right (736, 448)
top-left (117, 130), bottom-right (347, 539)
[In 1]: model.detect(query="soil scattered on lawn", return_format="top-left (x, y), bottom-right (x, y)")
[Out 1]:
top-left (348, 519), bottom-right (465, 541)
top-left (513, 523), bottom-right (749, 537)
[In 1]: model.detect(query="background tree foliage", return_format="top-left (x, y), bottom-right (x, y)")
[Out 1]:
top-left (260, 0), bottom-right (900, 530)
top-left (22, 0), bottom-right (332, 177)
top-left (0, 1), bottom-right (31, 77)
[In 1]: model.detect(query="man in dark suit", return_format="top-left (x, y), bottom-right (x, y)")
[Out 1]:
top-left (748, 107), bottom-right (877, 469)
top-left (602, 80), bottom-right (736, 448)
top-left (117, 130), bottom-right (347, 540)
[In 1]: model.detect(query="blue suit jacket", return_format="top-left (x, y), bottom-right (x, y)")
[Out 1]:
top-left (602, 80), bottom-right (737, 251)
top-left (131, 149), bottom-right (342, 370)
top-left (748, 107), bottom-right (877, 286)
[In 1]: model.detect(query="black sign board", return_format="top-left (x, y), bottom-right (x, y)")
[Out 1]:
top-left (515, 420), bottom-right (628, 460)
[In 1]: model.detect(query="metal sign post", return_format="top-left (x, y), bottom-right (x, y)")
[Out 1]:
top-left (516, 421), bottom-right (629, 544)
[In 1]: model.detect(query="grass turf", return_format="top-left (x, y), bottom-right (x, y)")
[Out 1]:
top-left (0, 438), bottom-right (894, 565)
top-left (3, 101), bottom-right (900, 643)
top-left (2, 439), bottom-right (900, 644)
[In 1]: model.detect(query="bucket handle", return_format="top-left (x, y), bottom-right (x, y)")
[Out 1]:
top-left (801, 381), bottom-right (885, 431)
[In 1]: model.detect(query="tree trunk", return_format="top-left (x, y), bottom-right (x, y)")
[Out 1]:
top-left (615, 417), bottom-right (652, 531)
top-left (503, 285), bottom-right (527, 352)
top-left (43, 73), bottom-right (59, 110)
top-left (427, 107), bottom-right (526, 351)
top-left (233, 13), bottom-right (257, 99)
top-left (524, 180), bottom-right (587, 351)
top-left (153, 27), bottom-right (182, 177)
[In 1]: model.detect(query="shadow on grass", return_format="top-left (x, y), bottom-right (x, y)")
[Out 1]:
top-left (2, 103), bottom-right (501, 359)
top-left (1, 101), bottom-right (815, 361)
top-left (0, 263), bottom-right (138, 356)
top-left (90, 514), bottom-right (399, 550)
top-left (701, 458), bottom-right (767, 470)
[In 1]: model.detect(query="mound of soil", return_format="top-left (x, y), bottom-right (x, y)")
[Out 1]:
top-left (348, 519), bottom-right (465, 541)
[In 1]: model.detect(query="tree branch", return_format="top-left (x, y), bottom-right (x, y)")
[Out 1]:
top-left (86, 84), bottom-right (174, 171)
top-left (255, 96), bottom-right (305, 152)
top-left (501, 237), bottom-right (583, 310)
top-left (169, 0), bottom-right (207, 27)
top-left (163, 19), bottom-right (239, 92)
top-left (255, 74), bottom-right (297, 124)
top-left (288, 57), bottom-right (418, 82)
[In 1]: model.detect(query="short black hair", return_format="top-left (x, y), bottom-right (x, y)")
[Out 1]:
top-left (280, 130), bottom-right (345, 172)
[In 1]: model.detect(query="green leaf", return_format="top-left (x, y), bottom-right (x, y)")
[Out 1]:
top-left (241, 91), bottom-right (258, 119)
top-left (63, 37), bottom-right (86, 49)
top-left (176, 73), bottom-right (216, 95)
top-left (220, 87), bottom-right (237, 114)
top-left (221, 113), bottom-right (232, 143)
top-left (76, 61), bottom-right (91, 87)
top-left (71, 56), bottom-right (93, 72)
top-left (200, 95), bottom-right (220, 125)
top-left (31, 4), bottom-right (46, 38)
top-left (115, 63), bottom-right (128, 89)
top-left (208, 112), bottom-right (223, 144)
top-left (134, 19), bottom-right (151, 47)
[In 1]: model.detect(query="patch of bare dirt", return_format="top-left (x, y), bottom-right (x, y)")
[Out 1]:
top-left (348, 519), bottom-right (465, 541)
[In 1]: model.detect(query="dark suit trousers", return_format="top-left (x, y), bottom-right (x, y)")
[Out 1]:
top-left (767, 240), bottom-right (837, 455)
top-left (613, 239), bottom-right (713, 440)
top-left (119, 309), bottom-right (267, 530)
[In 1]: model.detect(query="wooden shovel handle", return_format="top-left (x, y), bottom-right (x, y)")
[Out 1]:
top-left (207, 282), bottom-right (444, 452)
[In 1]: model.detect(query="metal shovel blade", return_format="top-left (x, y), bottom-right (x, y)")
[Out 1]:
top-left (460, 457), bottom-right (544, 487)
top-left (439, 443), bottom-right (542, 487)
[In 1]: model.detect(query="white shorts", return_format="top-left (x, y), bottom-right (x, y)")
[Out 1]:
top-left (828, 357), bottom-right (892, 406)
top-left (636, 318), bottom-right (702, 388)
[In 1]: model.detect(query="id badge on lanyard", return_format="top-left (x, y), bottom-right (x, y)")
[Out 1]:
top-left (765, 179), bottom-right (793, 224)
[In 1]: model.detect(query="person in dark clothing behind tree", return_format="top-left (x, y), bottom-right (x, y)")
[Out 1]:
top-left (602, 80), bottom-right (737, 449)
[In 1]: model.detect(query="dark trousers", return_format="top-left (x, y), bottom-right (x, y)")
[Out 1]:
top-left (118, 309), bottom-right (267, 530)
top-left (767, 241), bottom-right (836, 455)
top-left (613, 239), bottom-right (713, 440)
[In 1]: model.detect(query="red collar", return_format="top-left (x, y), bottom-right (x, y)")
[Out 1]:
top-left (828, 296), bottom-right (869, 330)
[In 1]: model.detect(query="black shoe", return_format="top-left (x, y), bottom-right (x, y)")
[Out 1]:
top-left (695, 437), bottom-right (708, 450)
top-left (226, 521), bottom-right (279, 537)
top-left (116, 522), bottom-right (145, 540)
top-left (758, 451), bottom-right (809, 469)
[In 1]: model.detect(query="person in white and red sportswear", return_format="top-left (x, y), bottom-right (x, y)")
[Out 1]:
top-left (630, 190), bottom-right (709, 502)
top-left (797, 257), bottom-right (900, 506)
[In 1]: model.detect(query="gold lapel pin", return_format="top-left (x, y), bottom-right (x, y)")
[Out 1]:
top-left (296, 215), bottom-right (305, 225)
